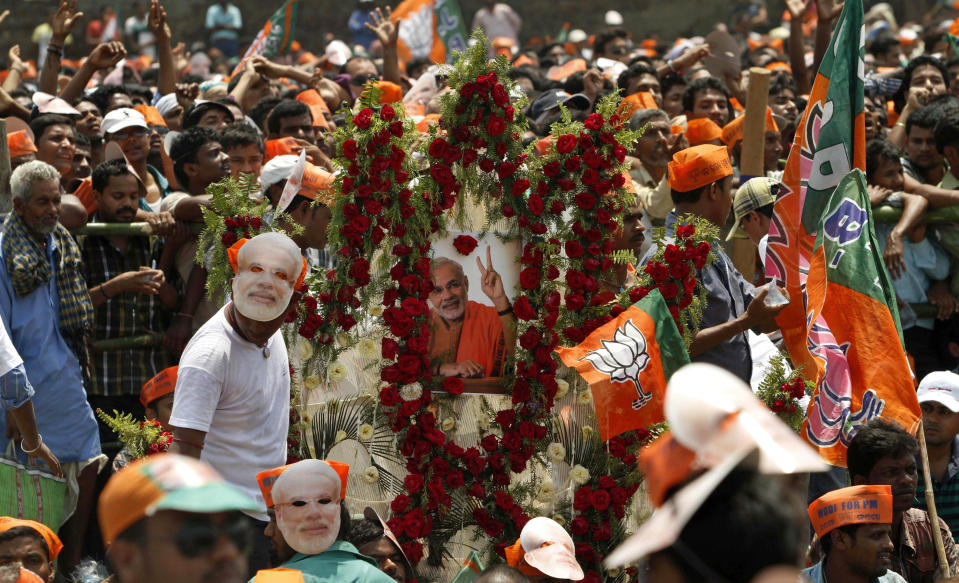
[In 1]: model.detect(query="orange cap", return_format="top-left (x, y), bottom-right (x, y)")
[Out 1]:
top-left (324, 460), bottom-right (350, 500)
top-left (764, 61), bottom-right (791, 73)
top-left (73, 177), bottom-right (98, 215)
top-left (513, 54), bottom-right (537, 67)
top-left (295, 89), bottom-right (330, 131)
top-left (685, 118), bottom-right (724, 146)
top-left (256, 464), bottom-right (291, 508)
top-left (729, 96), bottom-right (745, 112)
top-left (226, 238), bottom-right (308, 290)
top-left (271, 459), bottom-right (350, 502)
top-left (617, 92), bottom-right (659, 120)
top-left (98, 454), bottom-right (260, 547)
top-left (8, 130), bottom-right (37, 159)
top-left (0, 517), bottom-right (64, 560)
top-left (667, 144), bottom-right (733, 192)
top-left (140, 366), bottom-right (178, 408)
top-left (264, 137), bottom-right (300, 162)
top-left (300, 163), bottom-right (335, 206)
top-left (416, 113), bottom-right (441, 133)
top-left (504, 538), bottom-right (545, 578)
top-left (721, 108), bottom-right (778, 148)
top-left (134, 105), bottom-right (167, 128)
top-left (373, 81), bottom-right (403, 104)
top-left (808, 485), bottom-right (893, 538)
top-left (535, 136), bottom-right (554, 157)
top-left (639, 432), bottom-right (698, 507)
top-left (16, 568), bottom-right (44, 583)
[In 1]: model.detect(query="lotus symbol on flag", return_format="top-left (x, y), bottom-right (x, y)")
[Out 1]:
top-left (398, 4), bottom-right (435, 59)
top-left (579, 320), bottom-right (652, 410)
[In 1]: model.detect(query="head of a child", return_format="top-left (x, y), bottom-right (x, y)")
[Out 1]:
top-left (866, 139), bottom-right (905, 192)
top-left (140, 366), bottom-right (177, 431)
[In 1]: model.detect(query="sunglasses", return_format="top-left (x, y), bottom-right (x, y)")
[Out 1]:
top-left (350, 73), bottom-right (380, 86)
top-left (163, 515), bottom-right (252, 558)
top-left (610, 46), bottom-right (629, 55)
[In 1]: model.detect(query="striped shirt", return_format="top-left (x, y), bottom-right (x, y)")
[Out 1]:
top-left (78, 232), bottom-right (172, 397)
top-left (916, 436), bottom-right (959, 540)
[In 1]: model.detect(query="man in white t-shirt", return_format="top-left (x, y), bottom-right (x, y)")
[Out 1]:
top-left (124, 1), bottom-right (156, 59)
top-left (168, 231), bottom-right (306, 575)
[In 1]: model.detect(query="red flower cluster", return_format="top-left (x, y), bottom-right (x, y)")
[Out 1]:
top-left (452, 234), bottom-right (478, 255)
top-left (629, 224), bottom-right (710, 332)
top-left (220, 214), bottom-right (263, 246)
top-left (570, 475), bottom-right (640, 580)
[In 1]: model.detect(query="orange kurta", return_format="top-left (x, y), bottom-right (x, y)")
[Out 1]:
top-left (429, 300), bottom-right (505, 377)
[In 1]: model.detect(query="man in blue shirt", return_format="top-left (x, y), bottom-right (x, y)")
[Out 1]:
top-left (0, 161), bottom-right (102, 573)
top-left (206, 1), bottom-right (242, 58)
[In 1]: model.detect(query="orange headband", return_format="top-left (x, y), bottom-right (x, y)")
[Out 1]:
top-left (617, 91), bottom-right (658, 120)
top-left (134, 105), bottom-right (167, 127)
top-left (227, 238), bottom-right (308, 290)
top-left (667, 144), bottom-right (733, 192)
top-left (256, 464), bottom-right (292, 508)
top-left (685, 117), bottom-right (723, 146)
top-left (504, 538), bottom-right (545, 578)
top-left (0, 517), bottom-right (64, 560)
top-left (720, 109), bottom-right (778, 148)
top-left (140, 365), bottom-right (178, 408)
top-left (808, 485), bottom-right (893, 538)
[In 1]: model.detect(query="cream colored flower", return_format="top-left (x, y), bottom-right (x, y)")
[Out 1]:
top-left (546, 442), bottom-right (566, 463)
top-left (576, 389), bottom-right (593, 405)
top-left (582, 426), bottom-right (595, 439)
top-left (362, 466), bottom-right (379, 484)
top-left (336, 332), bottom-right (351, 347)
top-left (294, 337), bottom-right (314, 361)
top-left (551, 514), bottom-right (566, 526)
top-left (328, 361), bottom-right (347, 382)
top-left (606, 567), bottom-right (622, 578)
top-left (369, 305), bottom-right (384, 317)
top-left (536, 482), bottom-right (556, 503)
top-left (441, 417), bottom-right (455, 432)
top-left (358, 424), bottom-right (374, 441)
top-left (303, 375), bottom-right (321, 390)
top-left (569, 464), bottom-right (590, 486)
top-left (555, 378), bottom-right (570, 399)
top-left (400, 383), bottom-right (423, 401)
top-left (334, 429), bottom-right (347, 443)
top-left (358, 338), bottom-right (378, 358)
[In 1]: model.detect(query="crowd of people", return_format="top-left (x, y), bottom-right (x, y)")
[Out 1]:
top-left (0, 0), bottom-right (959, 581)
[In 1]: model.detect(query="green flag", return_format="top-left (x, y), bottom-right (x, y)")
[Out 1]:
top-left (233, 0), bottom-right (300, 75)
top-left (435, 0), bottom-right (469, 57)
top-left (450, 551), bottom-right (485, 583)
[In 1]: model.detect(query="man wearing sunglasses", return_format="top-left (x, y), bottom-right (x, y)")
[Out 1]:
top-left (98, 453), bottom-right (261, 583)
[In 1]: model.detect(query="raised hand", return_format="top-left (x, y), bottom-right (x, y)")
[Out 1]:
top-left (365, 6), bottom-right (398, 47)
top-left (175, 81), bottom-right (199, 109)
top-left (52, 0), bottom-right (83, 41)
top-left (0, 11), bottom-right (10, 28)
top-left (785, 0), bottom-right (811, 20)
top-left (148, 0), bottom-right (171, 41)
top-left (88, 42), bottom-right (127, 70)
top-left (672, 44), bottom-right (711, 71)
top-left (816, 0), bottom-right (844, 22)
top-left (476, 246), bottom-right (508, 310)
top-left (7, 45), bottom-right (24, 73)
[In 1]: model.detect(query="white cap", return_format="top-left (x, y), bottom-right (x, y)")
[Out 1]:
top-left (519, 517), bottom-right (584, 581)
top-left (568, 29), bottom-right (588, 44)
top-left (155, 93), bottom-right (179, 117)
top-left (32, 91), bottom-right (80, 116)
top-left (102, 108), bottom-right (148, 136)
top-left (260, 155), bottom-right (298, 196)
top-left (325, 40), bottom-right (352, 67)
top-left (918, 371), bottom-right (959, 413)
top-left (604, 10), bottom-right (624, 26)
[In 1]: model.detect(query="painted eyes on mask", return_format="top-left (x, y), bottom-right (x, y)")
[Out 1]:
top-left (289, 498), bottom-right (334, 507)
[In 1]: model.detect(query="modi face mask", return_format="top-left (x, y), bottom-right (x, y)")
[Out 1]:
top-left (229, 233), bottom-right (302, 322)
top-left (271, 460), bottom-right (348, 555)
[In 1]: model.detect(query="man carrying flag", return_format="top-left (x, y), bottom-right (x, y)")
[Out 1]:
top-left (556, 290), bottom-right (689, 441)
top-left (763, 0), bottom-right (920, 468)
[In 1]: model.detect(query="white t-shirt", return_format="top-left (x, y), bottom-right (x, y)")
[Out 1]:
top-left (169, 306), bottom-right (289, 521)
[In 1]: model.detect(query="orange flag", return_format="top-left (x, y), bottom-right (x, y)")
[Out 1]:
top-left (393, 0), bottom-right (446, 65)
top-left (555, 290), bottom-right (689, 441)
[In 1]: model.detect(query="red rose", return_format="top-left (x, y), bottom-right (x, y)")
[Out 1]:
top-left (429, 138), bottom-right (448, 159)
top-left (613, 144), bottom-right (627, 163)
top-left (442, 377), bottom-right (464, 395)
top-left (670, 261), bottom-right (691, 279)
top-left (492, 83), bottom-right (509, 107)
top-left (573, 486), bottom-right (593, 512)
top-left (664, 244), bottom-right (684, 264)
top-left (584, 113), bottom-right (604, 130)
top-left (575, 192), bottom-right (597, 210)
top-left (512, 178), bottom-right (531, 196)
top-left (391, 494), bottom-right (412, 513)
top-left (570, 515), bottom-right (590, 535)
top-left (592, 522), bottom-right (612, 541)
top-left (342, 139), bottom-right (358, 160)
top-left (644, 261), bottom-right (669, 283)
top-left (528, 192), bottom-right (544, 215)
top-left (519, 267), bottom-right (541, 290)
top-left (497, 161), bottom-right (518, 178)
top-left (565, 240), bottom-right (584, 258)
top-left (452, 235), bottom-right (478, 255)
top-left (354, 108), bottom-right (374, 129)
top-left (519, 328), bottom-right (541, 350)
top-left (513, 296), bottom-right (536, 320)
top-left (563, 326), bottom-right (585, 343)
top-left (565, 156), bottom-right (582, 172)
top-left (556, 134), bottom-right (577, 154)
top-left (565, 293), bottom-right (585, 311)
top-left (676, 224), bottom-right (696, 239)
top-left (221, 231), bottom-right (237, 245)
top-left (486, 115), bottom-right (506, 137)
top-left (381, 105), bottom-right (396, 121)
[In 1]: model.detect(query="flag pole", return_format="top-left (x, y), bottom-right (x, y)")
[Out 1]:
top-left (918, 419), bottom-right (951, 578)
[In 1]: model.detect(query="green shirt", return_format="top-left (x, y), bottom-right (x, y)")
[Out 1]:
top-left (254, 542), bottom-right (396, 583)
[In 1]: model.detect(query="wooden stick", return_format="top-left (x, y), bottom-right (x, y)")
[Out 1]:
top-left (0, 118), bottom-right (11, 214)
top-left (918, 419), bottom-right (952, 578)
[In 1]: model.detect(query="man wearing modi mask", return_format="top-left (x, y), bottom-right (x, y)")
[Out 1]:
top-left (251, 459), bottom-right (395, 583)
top-left (169, 231), bottom-right (307, 576)
top-left (504, 517), bottom-right (585, 582)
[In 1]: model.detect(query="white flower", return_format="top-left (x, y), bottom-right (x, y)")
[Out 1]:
top-left (555, 378), bottom-right (570, 399)
top-left (369, 305), bottom-right (384, 317)
top-left (400, 383), bottom-right (423, 401)
top-left (358, 338), bottom-right (378, 358)
top-left (582, 426), bottom-right (595, 439)
top-left (328, 362), bottom-right (347, 382)
top-left (336, 332), bottom-right (351, 348)
top-left (303, 375), bottom-right (321, 390)
top-left (334, 430), bottom-right (347, 443)
top-left (536, 482), bottom-right (556, 503)
top-left (551, 514), bottom-right (566, 526)
top-left (569, 464), bottom-right (591, 486)
top-left (362, 466), bottom-right (379, 484)
top-left (441, 417), bottom-right (455, 432)
top-left (576, 389), bottom-right (593, 405)
top-left (546, 442), bottom-right (566, 463)
top-left (579, 319), bottom-right (653, 409)
top-left (294, 337), bottom-right (314, 361)
top-left (358, 424), bottom-right (374, 441)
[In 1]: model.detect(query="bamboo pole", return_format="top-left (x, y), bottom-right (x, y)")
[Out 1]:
top-left (731, 67), bottom-right (772, 281)
top-left (90, 333), bottom-right (162, 352)
top-left (72, 222), bottom-right (204, 236)
top-left (918, 419), bottom-right (952, 578)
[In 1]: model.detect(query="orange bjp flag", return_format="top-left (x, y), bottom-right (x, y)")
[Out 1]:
top-left (555, 290), bottom-right (689, 442)
top-left (393, 0), bottom-right (446, 65)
